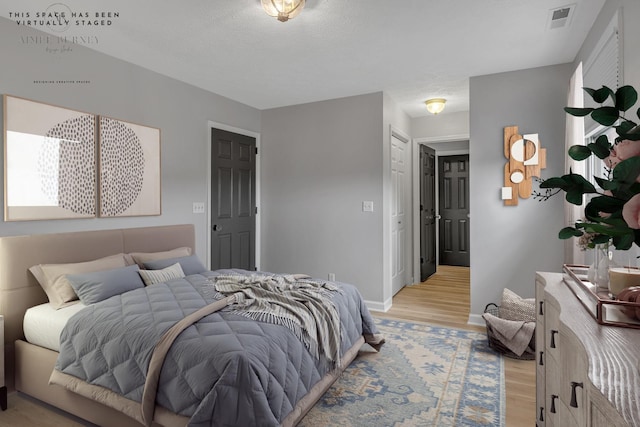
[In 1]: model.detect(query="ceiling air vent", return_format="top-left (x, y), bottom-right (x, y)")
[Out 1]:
top-left (548, 4), bottom-right (575, 30)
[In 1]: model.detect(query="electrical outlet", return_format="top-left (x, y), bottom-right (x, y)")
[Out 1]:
top-left (328, 273), bottom-right (336, 281)
top-left (362, 201), bottom-right (374, 212)
top-left (193, 202), bottom-right (205, 214)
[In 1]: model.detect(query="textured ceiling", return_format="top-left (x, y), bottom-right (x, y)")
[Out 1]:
top-left (0, 0), bottom-right (607, 117)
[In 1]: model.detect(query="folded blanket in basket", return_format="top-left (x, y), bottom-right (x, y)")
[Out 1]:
top-left (482, 312), bottom-right (535, 356)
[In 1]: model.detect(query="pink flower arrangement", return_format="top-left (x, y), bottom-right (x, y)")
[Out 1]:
top-left (605, 139), bottom-right (640, 170)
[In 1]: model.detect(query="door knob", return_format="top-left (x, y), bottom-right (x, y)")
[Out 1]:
top-left (213, 224), bottom-right (222, 231)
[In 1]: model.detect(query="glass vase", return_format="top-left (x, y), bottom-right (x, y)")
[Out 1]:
top-left (587, 244), bottom-right (614, 292)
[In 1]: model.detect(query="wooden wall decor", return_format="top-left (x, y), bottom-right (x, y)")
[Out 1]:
top-left (501, 125), bottom-right (546, 206)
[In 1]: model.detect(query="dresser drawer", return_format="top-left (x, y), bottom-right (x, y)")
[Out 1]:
top-left (536, 272), bottom-right (640, 427)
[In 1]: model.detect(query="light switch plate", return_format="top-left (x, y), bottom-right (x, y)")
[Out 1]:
top-left (193, 202), bottom-right (205, 214)
top-left (362, 201), bottom-right (374, 212)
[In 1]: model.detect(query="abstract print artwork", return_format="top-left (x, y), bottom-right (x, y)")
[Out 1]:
top-left (3, 95), bottom-right (96, 221)
top-left (98, 117), bottom-right (161, 217)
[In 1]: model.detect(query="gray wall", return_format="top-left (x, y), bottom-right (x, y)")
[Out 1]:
top-left (469, 64), bottom-right (572, 317)
top-left (0, 18), bottom-right (261, 260)
top-left (260, 92), bottom-right (387, 304)
top-left (412, 111), bottom-right (470, 139)
top-left (576, 0), bottom-right (640, 90)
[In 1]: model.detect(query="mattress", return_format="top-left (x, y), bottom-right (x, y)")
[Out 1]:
top-left (23, 302), bottom-right (87, 351)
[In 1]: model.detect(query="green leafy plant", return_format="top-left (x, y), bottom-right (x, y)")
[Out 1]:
top-left (536, 85), bottom-right (640, 250)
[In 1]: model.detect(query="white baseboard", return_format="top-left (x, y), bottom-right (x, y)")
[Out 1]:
top-left (365, 298), bottom-right (393, 313)
top-left (467, 313), bottom-right (486, 327)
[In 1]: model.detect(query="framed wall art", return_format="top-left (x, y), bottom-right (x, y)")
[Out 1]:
top-left (98, 116), bottom-right (161, 217)
top-left (3, 95), bottom-right (97, 221)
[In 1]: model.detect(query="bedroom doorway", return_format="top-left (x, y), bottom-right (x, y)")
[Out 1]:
top-left (438, 155), bottom-right (470, 267)
top-left (413, 138), bottom-right (470, 283)
top-left (419, 144), bottom-right (436, 281)
top-left (210, 127), bottom-right (257, 271)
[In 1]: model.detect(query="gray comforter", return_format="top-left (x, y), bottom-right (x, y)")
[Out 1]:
top-left (53, 269), bottom-right (379, 427)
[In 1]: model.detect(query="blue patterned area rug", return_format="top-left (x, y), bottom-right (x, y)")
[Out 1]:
top-left (300, 318), bottom-right (505, 427)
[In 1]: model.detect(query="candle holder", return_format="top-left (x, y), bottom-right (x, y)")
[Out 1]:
top-left (609, 267), bottom-right (640, 297)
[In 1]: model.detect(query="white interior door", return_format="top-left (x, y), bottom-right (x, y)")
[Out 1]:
top-left (391, 135), bottom-right (407, 295)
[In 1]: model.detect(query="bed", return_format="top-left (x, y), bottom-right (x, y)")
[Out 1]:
top-left (0, 224), bottom-right (381, 426)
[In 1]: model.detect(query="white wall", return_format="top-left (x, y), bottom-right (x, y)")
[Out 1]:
top-left (260, 92), bottom-right (386, 305)
top-left (0, 18), bottom-right (261, 261)
top-left (469, 64), bottom-right (572, 320)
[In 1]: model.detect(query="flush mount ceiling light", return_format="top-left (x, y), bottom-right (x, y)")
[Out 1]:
top-left (261, 0), bottom-right (305, 22)
top-left (425, 98), bottom-right (446, 115)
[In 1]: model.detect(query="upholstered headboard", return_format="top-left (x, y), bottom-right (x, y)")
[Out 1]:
top-left (0, 224), bottom-right (195, 388)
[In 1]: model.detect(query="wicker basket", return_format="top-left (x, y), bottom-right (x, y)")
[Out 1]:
top-left (483, 303), bottom-right (535, 360)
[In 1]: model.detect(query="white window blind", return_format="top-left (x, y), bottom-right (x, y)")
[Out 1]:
top-left (582, 12), bottom-right (621, 135)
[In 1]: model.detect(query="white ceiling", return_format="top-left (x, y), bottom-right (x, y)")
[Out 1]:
top-left (0, 0), bottom-right (607, 117)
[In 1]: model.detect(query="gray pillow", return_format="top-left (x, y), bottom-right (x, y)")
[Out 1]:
top-left (66, 265), bottom-right (144, 305)
top-left (143, 255), bottom-right (207, 275)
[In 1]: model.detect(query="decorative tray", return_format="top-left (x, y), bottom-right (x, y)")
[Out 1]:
top-left (562, 264), bottom-right (640, 329)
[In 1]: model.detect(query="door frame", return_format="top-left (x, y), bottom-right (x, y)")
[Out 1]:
top-left (207, 121), bottom-right (261, 270)
top-left (412, 134), bottom-right (469, 283)
top-left (381, 125), bottom-right (412, 311)
top-left (419, 144), bottom-right (437, 281)
top-left (390, 130), bottom-right (411, 297)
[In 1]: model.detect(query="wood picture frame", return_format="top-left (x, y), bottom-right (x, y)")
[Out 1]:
top-left (3, 95), bottom-right (97, 221)
top-left (98, 116), bottom-right (161, 217)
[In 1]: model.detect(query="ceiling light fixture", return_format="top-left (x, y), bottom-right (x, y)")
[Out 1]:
top-left (261, 0), bottom-right (305, 22)
top-left (425, 98), bottom-right (446, 115)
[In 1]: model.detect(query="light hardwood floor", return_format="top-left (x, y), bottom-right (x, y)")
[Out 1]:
top-left (376, 265), bottom-right (537, 427)
top-left (2, 265), bottom-right (536, 426)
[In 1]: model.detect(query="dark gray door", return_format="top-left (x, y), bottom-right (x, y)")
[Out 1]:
top-left (420, 145), bottom-right (436, 281)
top-left (439, 155), bottom-right (470, 267)
top-left (210, 128), bottom-right (256, 271)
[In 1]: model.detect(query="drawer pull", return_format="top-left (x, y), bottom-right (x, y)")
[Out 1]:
top-left (570, 381), bottom-right (584, 408)
top-left (550, 395), bottom-right (558, 413)
top-left (539, 406), bottom-right (544, 422)
top-left (550, 330), bottom-right (558, 348)
top-left (539, 351), bottom-right (544, 366)
top-left (539, 301), bottom-right (544, 315)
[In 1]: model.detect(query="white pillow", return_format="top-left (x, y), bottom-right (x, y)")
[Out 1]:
top-left (500, 288), bottom-right (535, 322)
top-left (138, 262), bottom-right (185, 286)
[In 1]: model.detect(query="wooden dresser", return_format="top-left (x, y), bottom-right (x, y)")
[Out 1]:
top-left (536, 272), bottom-right (640, 427)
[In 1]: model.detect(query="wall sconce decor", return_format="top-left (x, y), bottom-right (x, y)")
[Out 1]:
top-left (501, 125), bottom-right (546, 206)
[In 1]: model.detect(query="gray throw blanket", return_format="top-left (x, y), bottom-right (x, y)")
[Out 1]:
top-left (213, 273), bottom-right (343, 368)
